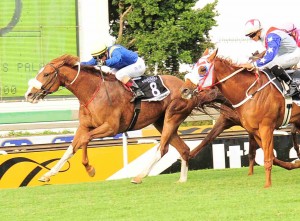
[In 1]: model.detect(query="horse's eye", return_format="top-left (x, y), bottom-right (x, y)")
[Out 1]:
top-left (44, 73), bottom-right (50, 77)
top-left (199, 67), bottom-right (206, 72)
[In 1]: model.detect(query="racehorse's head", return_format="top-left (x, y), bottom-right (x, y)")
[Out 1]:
top-left (180, 49), bottom-right (218, 99)
top-left (25, 55), bottom-right (79, 103)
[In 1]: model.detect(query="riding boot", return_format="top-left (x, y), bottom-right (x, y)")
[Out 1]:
top-left (270, 65), bottom-right (300, 97)
top-left (126, 80), bottom-right (145, 102)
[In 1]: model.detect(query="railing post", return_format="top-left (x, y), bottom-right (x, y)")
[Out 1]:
top-left (122, 133), bottom-right (128, 167)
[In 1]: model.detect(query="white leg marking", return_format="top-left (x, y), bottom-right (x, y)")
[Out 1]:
top-left (178, 157), bottom-right (188, 183)
top-left (39, 145), bottom-right (74, 181)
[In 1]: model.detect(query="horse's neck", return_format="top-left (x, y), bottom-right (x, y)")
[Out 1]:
top-left (216, 68), bottom-right (260, 106)
top-left (66, 69), bottom-right (105, 103)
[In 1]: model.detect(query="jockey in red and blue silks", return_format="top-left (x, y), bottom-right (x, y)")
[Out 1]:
top-left (240, 19), bottom-right (300, 97)
top-left (81, 44), bottom-right (146, 102)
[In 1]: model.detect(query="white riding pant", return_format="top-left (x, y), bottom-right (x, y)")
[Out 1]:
top-left (111, 57), bottom-right (146, 82)
top-left (261, 47), bottom-right (300, 69)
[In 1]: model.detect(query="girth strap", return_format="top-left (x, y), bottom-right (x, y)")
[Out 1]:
top-left (126, 100), bottom-right (141, 131)
top-left (281, 97), bottom-right (292, 127)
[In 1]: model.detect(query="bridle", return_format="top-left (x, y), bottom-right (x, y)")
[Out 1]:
top-left (39, 63), bottom-right (59, 96)
top-left (37, 62), bottom-right (81, 96)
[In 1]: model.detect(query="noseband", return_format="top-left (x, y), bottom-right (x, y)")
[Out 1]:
top-left (39, 63), bottom-right (59, 96)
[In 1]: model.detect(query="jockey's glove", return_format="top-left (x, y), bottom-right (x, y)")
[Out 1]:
top-left (97, 60), bottom-right (106, 66)
top-left (101, 65), bottom-right (111, 73)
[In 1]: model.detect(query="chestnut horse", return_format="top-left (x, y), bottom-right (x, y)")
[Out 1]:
top-left (25, 54), bottom-right (206, 184)
top-left (180, 49), bottom-right (300, 188)
top-left (190, 90), bottom-right (300, 175)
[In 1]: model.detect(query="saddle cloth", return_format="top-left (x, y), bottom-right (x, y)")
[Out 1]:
top-left (132, 75), bottom-right (170, 101)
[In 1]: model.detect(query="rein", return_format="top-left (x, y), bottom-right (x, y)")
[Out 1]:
top-left (80, 78), bottom-right (102, 110)
top-left (213, 66), bottom-right (273, 108)
top-left (42, 62), bottom-right (81, 94)
top-left (99, 67), bottom-right (112, 106)
top-left (66, 62), bottom-right (81, 86)
top-left (217, 67), bottom-right (245, 84)
top-left (232, 73), bottom-right (275, 108)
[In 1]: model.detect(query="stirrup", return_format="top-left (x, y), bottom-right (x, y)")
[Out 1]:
top-left (285, 89), bottom-right (300, 97)
top-left (130, 91), bottom-right (144, 102)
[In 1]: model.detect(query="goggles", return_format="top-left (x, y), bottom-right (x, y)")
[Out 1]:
top-left (246, 31), bottom-right (258, 38)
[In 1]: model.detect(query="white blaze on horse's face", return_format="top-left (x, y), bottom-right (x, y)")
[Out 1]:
top-left (24, 67), bottom-right (45, 101)
top-left (184, 55), bottom-right (211, 85)
top-left (29, 67), bottom-right (45, 88)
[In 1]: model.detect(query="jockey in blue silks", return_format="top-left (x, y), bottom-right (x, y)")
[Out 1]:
top-left (81, 43), bottom-right (146, 102)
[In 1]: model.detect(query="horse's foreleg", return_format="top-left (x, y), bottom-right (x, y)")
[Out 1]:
top-left (81, 144), bottom-right (95, 177)
top-left (132, 120), bottom-right (172, 184)
top-left (259, 127), bottom-right (274, 188)
top-left (156, 117), bottom-right (190, 183)
top-left (170, 134), bottom-right (190, 183)
top-left (39, 144), bottom-right (74, 182)
top-left (77, 123), bottom-right (117, 177)
top-left (74, 122), bottom-right (115, 177)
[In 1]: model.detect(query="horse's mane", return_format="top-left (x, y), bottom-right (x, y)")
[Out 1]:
top-left (215, 56), bottom-right (240, 69)
top-left (52, 54), bottom-right (117, 82)
top-left (215, 55), bottom-right (257, 76)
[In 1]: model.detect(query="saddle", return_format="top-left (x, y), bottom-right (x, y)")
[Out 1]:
top-left (262, 68), bottom-right (300, 96)
top-left (262, 68), bottom-right (300, 126)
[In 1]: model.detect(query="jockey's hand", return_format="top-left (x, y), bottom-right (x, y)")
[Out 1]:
top-left (240, 63), bottom-right (255, 69)
top-left (249, 50), bottom-right (266, 62)
top-left (97, 59), bottom-right (106, 67)
top-left (101, 65), bottom-right (111, 73)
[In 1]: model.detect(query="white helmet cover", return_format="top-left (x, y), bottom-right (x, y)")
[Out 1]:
top-left (244, 19), bottom-right (262, 36)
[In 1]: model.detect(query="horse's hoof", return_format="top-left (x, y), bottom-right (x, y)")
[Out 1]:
top-left (131, 177), bottom-right (142, 184)
top-left (294, 159), bottom-right (300, 167)
top-left (87, 166), bottom-right (95, 177)
top-left (38, 175), bottom-right (50, 182)
top-left (176, 179), bottom-right (187, 183)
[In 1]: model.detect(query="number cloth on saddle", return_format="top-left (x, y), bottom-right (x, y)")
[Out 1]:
top-left (132, 75), bottom-right (170, 101)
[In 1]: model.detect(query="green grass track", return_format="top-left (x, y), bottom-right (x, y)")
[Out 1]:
top-left (1, 166), bottom-right (299, 221)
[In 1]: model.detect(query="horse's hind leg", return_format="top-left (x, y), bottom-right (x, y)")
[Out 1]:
top-left (291, 124), bottom-right (300, 158)
top-left (248, 134), bottom-right (257, 176)
top-left (131, 120), bottom-right (165, 184)
top-left (167, 133), bottom-right (190, 183)
top-left (132, 117), bottom-right (189, 184)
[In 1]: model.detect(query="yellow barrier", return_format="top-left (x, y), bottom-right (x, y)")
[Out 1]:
top-left (0, 144), bottom-right (155, 189)
top-left (0, 125), bottom-right (245, 189)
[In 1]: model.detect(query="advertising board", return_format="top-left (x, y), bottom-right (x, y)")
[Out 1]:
top-left (0, 0), bottom-right (77, 99)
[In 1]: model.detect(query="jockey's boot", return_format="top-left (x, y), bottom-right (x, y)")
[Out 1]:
top-left (270, 65), bottom-right (300, 97)
top-left (126, 80), bottom-right (145, 102)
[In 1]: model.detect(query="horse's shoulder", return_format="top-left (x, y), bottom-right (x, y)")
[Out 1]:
top-left (104, 73), bottom-right (118, 82)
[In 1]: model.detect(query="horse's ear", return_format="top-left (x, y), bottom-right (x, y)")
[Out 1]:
top-left (202, 48), bottom-right (209, 56)
top-left (207, 48), bottom-right (218, 63)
